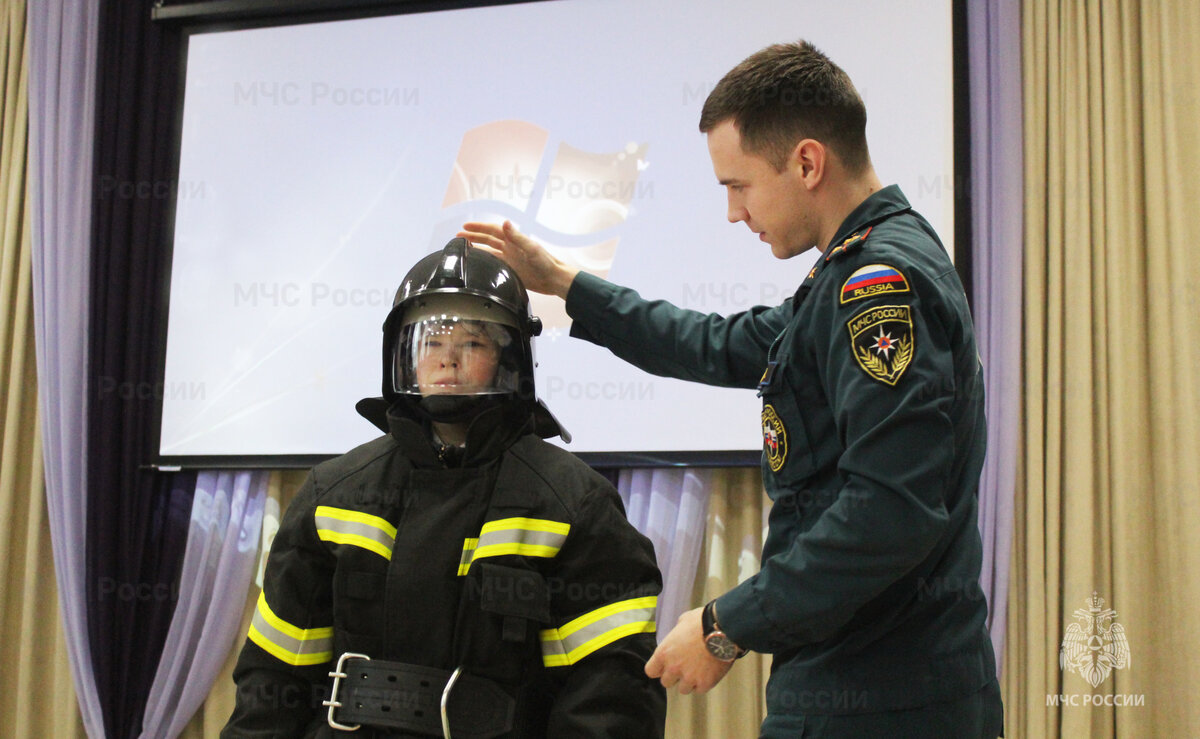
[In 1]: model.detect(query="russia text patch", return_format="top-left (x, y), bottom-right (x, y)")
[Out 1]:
top-left (840, 264), bottom-right (910, 304)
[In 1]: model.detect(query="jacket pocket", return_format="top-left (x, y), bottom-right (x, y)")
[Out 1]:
top-left (333, 568), bottom-right (386, 644)
top-left (759, 370), bottom-right (819, 491)
top-left (477, 563), bottom-right (551, 630)
top-left (464, 563), bottom-right (550, 683)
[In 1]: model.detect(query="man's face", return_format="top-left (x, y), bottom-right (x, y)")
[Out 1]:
top-left (413, 320), bottom-right (501, 395)
top-left (706, 119), bottom-right (816, 259)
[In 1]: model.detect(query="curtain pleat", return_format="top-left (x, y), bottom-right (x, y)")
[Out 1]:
top-left (87, 0), bottom-right (187, 734)
top-left (176, 470), bottom-right (307, 738)
top-left (2, 6), bottom-right (87, 737)
top-left (1011, 1), bottom-right (1200, 736)
top-left (663, 467), bottom-right (769, 738)
top-left (25, 0), bottom-right (104, 735)
top-left (139, 470), bottom-right (268, 739)
top-left (617, 467), bottom-right (711, 635)
top-left (966, 0), bottom-right (1022, 677)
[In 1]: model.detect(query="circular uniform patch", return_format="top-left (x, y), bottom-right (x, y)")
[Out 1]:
top-left (761, 404), bottom-right (788, 472)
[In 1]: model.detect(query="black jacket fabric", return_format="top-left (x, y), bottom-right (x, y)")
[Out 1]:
top-left (222, 399), bottom-right (666, 738)
top-left (565, 186), bottom-right (1002, 732)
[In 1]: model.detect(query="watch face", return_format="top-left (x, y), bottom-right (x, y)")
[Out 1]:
top-left (704, 632), bottom-right (739, 662)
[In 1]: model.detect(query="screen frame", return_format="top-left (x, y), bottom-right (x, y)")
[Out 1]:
top-left (148, 0), bottom-right (971, 471)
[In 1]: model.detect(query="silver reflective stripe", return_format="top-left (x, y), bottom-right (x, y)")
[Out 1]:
top-left (248, 592), bottom-right (334, 666)
top-left (468, 517), bottom-right (570, 566)
top-left (314, 505), bottom-right (396, 560)
top-left (540, 596), bottom-right (658, 667)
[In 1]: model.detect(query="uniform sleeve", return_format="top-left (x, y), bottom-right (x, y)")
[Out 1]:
top-left (717, 258), bottom-right (963, 652)
top-left (565, 270), bottom-right (790, 389)
top-left (541, 484), bottom-right (666, 738)
top-left (222, 476), bottom-right (335, 739)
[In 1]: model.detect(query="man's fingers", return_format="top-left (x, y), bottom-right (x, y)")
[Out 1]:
top-left (456, 226), bottom-right (504, 246)
top-left (644, 651), bottom-right (663, 678)
top-left (472, 243), bottom-right (505, 261)
top-left (460, 221), bottom-right (504, 238)
top-left (459, 233), bottom-right (502, 250)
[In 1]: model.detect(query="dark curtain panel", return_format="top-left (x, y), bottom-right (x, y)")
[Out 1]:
top-left (86, 1), bottom-right (190, 736)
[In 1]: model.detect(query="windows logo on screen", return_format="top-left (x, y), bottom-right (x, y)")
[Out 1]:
top-left (437, 120), bottom-right (649, 333)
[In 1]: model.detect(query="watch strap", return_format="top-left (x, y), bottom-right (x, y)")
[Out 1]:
top-left (701, 600), bottom-right (718, 637)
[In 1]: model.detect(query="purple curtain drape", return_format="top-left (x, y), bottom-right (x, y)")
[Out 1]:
top-left (967, 0), bottom-right (1022, 677)
top-left (27, 1), bottom-right (105, 735)
top-left (138, 471), bottom-right (268, 739)
top-left (617, 468), bottom-right (711, 637)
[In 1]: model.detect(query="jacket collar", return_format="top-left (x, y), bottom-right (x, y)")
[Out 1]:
top-left (356, 396), bottom-right (536, 468)
top-left (789, 185), bottom-right (912, 308)
top-left (825, 184), bottom-right (911, 250)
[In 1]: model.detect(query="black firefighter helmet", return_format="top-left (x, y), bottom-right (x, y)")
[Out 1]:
top-left (381, 237), bottom-right (568, 441)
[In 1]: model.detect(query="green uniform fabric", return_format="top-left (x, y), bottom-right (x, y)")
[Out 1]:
top-left (566, 186), bottom-right (1002, 736)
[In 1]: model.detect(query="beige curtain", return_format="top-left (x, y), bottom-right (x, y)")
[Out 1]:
top-left (1010, 1), bottom-right (1200, 737)
top-left (0, 2), bottom-right (86, 737)
top-left (664, 467), bottom-right (770, 738)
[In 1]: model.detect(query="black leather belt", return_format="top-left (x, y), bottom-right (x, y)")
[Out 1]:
top-left (324, 653), bottom-right (515, 738)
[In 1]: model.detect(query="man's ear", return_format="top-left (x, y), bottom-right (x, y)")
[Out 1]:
top-left (790, 138), bottom-right (826, 190)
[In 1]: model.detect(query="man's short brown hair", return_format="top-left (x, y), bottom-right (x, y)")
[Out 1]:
top-left (699, 40), bottom-right (870, 174)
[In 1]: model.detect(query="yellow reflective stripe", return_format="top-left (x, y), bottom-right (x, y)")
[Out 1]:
top-left (314, 506), bottom-right (396, 560)
top-left (480, 517), bottom-right (571, 536)
top-left (539, 596), bottom-right (657, 667)
top-left (470, 517), bottom-right (570, 564)
top-left (457, 538), bottom-right (478, 576)
top-left (473, 542), bottom-right (562, 559)
top-left (248, 591), bottom-right (333, 666)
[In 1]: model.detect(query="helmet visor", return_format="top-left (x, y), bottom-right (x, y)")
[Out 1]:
top-left (394, 316), bottom-right (520, 397)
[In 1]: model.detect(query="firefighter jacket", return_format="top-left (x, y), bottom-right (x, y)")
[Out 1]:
top-left (563, 186), bottom-right (1002, 733)
top-left (222, 399), bottom-right (666, 738)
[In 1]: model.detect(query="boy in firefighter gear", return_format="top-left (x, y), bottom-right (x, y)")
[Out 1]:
top-left (221, 238), bottom-right (666, 738)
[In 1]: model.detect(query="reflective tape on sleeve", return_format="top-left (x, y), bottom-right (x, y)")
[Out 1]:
top-left (466, 517), bottom-right (570, 567)
top-left (314, 505), bottom-right (396, 560)
top-left (458, 538), bottom-right (478, 576)
top-left (247, 591), bottom-right (334, 666)
top-left (539, 595), bottom-right (657, 667)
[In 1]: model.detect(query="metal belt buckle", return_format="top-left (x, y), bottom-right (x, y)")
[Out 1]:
top-left (440, 666), bottom-right (463, 739)
top-left (323, 652), bottom-right (371, 731)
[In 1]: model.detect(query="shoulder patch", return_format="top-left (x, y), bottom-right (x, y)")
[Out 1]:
top-left (825, 226), bottom-right (872, 262)
top-left (846, 304), bottom-right (915, 386)
top-left (839, 263), bottom-right (910, 304)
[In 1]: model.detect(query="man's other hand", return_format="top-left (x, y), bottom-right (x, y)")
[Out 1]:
top-left (644, 606), bottom-right (735, 695)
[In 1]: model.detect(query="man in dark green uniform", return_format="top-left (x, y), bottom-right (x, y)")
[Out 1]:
top-left (462, 40), bottom-right (1002, 738)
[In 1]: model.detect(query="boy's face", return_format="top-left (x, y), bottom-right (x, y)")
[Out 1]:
top-left (414, 320), bottom-right (501, 395)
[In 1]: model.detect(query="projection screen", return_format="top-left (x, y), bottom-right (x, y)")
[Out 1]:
top-left (156, 0), bottom-right (957, 464)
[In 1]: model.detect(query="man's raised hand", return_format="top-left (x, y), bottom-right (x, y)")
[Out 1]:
top-left (458, 220), bottom-right (579, 299)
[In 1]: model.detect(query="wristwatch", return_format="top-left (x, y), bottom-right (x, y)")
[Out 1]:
top-left (701, 600), bottom-right (746, 662)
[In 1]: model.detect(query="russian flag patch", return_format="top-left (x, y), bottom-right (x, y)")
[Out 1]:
top-left (840, 264), bottom-right (910, 304)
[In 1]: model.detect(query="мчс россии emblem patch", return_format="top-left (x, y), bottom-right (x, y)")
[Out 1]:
top-left (846, 304), bottom-right (915, 386)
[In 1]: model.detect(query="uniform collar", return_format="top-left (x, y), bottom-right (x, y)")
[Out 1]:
top-left (825, 184), bottom-right (911, 251)
top-left (789, 185), bottom-right (912, 308)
